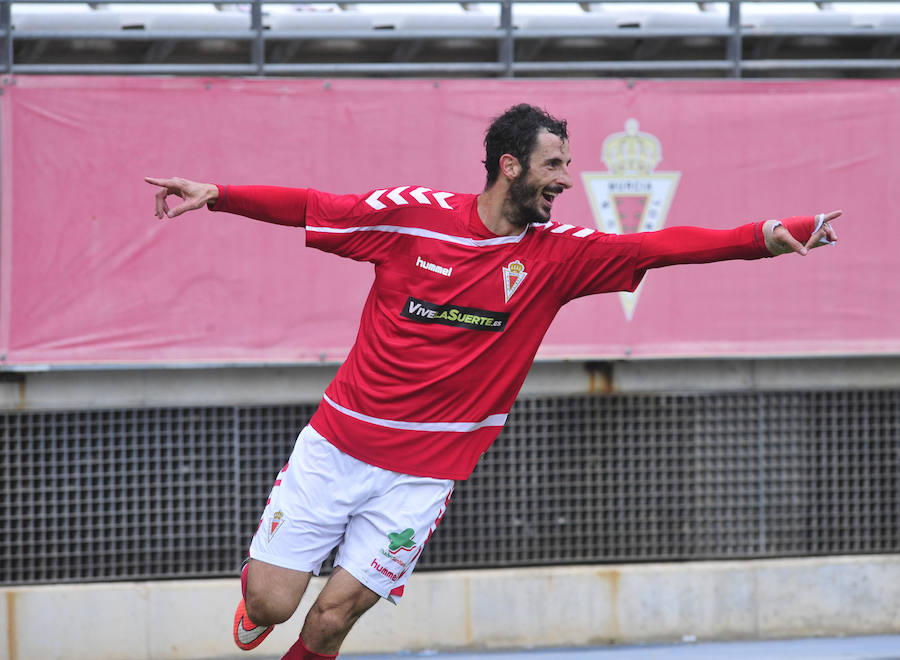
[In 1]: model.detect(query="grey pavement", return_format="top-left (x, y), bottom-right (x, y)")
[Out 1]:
top-left (336, 636), bottom-right (900, 660)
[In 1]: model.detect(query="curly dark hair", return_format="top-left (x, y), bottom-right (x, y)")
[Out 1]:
top-left (483, 104), bottom-right (568, 188)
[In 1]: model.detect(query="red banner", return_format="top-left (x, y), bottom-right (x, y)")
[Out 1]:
top-left (2, 77), bottom-right (896, 365)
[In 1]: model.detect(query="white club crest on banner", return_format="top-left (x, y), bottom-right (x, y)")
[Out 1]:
top-left (581, 119), bottom-right (680, 321)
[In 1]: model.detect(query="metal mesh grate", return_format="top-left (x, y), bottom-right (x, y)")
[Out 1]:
top-left (0, 406), bottom-right (313, 584)
top-left (1, 390), bottom-right (898, 585)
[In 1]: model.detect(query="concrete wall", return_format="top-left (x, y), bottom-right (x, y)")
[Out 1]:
top-left (2, 555), bottom-right (899, 660)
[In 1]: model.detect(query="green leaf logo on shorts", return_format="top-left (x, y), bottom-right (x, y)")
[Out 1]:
top-left (387, 528), bottom-right (416, 553)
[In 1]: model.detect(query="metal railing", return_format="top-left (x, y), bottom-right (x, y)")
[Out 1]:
top-left (1, 0), bottom-right (900, 77)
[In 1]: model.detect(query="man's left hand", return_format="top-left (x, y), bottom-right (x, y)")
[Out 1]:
top-left (763, 210), bottom-right (841, 256)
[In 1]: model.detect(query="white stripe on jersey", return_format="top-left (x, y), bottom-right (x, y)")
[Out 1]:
top-left (540, 222), bottom-right (595, 238)
top-left (305, 223), bottom-right (527, 247)
top-left (323, 394), bottom-right (508, 432)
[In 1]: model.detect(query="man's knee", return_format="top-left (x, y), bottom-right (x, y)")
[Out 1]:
top-left (245, 589), bottom-right (296, 626)
top-left (308, 589), bottom-right (376, 630)
top-left (301, 569), bottom-right (381, 649)
top-left (306, 599), bottom-right (354, 635)
top-left (244, 559), bottom-right (311, 626)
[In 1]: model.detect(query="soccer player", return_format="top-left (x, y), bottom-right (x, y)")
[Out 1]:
top-left (145, 104), bottom-right (839, 660)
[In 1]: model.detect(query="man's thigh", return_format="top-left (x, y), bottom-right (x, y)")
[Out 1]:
top-left (246, 558), bottom-right (312, 624)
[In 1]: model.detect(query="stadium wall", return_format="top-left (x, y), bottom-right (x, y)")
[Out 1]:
top-left (3, 555), bottom-right (900, 660)
top-left (2, 357), bottom-right (899, 657)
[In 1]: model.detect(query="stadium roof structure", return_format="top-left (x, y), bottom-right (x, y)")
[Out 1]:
top-left (3, 0), bottom-right (900, 76)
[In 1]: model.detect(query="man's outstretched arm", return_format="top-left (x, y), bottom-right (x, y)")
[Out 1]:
top-left (145, 177), bottom-right (308, 227)
top-left (633, 211), bottom-right (842, 271)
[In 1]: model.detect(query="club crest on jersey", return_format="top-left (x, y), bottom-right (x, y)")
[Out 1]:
top-left (502, 260), bottom-right (528, 303)
top-left (581, 119), bottom-right (681, 321)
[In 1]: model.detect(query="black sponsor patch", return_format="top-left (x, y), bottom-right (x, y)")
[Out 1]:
top-left (401, 297), bottom-right (508, 332)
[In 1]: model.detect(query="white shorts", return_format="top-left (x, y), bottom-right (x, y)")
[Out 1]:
top-left (248, 425), bottom-right (454, 604)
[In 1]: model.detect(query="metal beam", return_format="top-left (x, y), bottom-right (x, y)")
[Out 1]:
top-left (4, 0), bottom-right (900, 78)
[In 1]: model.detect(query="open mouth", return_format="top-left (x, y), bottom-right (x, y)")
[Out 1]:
top-left (541, 187), bottom-right (562, 208)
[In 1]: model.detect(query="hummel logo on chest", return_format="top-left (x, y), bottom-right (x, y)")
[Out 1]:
top-left (416, 256), bottom-right (453, 277)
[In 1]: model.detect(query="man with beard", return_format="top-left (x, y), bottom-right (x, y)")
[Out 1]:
top-left (145, 103), bottom-right (839, 660)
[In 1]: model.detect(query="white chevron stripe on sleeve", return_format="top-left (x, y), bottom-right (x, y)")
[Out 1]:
top-left (386, 186), bottom-right (410, 205)
top-left (432, 192), bottom-right (455, 209)
top-left (409, 187), bottom-right (432, 204)
top-left (365, 189), bottom-right (388, 210)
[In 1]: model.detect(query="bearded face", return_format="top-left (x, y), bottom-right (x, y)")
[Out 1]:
top-left (503, 164), bottom-right (567, 228)
top-left (502, 131), bottom-right (572, 229)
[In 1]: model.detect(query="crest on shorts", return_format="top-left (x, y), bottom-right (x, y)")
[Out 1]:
top-left (502, 260), bottom-right (528, 303)
top-left (387, 528), bottom-right (417, 554)
top-left (582, 119), bottom-right (681, 321)
top-left (268, 510), bottom-right (285, 541)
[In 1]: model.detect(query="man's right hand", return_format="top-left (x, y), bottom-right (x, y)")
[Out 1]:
top-left (145, 176), bottom-right (219, 219)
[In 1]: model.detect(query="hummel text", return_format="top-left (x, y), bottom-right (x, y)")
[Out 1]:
top-left (416, 256), bottom-right (452, 277)
top-left (371, 559), bottom-right (400, 582)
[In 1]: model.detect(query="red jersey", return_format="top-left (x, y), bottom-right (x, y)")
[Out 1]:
top-left (214, 184), bottom-right (773, 480)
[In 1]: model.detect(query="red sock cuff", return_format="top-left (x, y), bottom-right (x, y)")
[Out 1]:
top-left (281, 634), bottom-right (338, 660)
